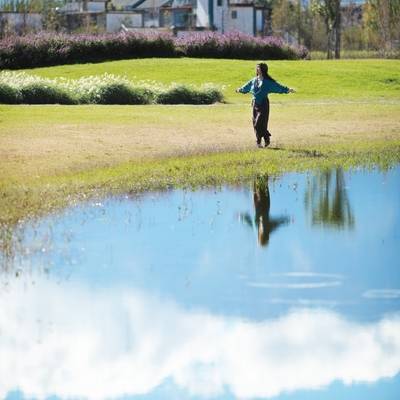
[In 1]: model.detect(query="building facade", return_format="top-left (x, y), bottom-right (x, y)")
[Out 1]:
top-left (0, 0), bottom-right (267, 35)
top-left (105, 0), bottom-right (265, 35)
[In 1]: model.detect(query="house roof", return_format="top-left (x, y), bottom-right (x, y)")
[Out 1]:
top-left (130, 0), bottom-right (147, 7)
top-left (171, 0), bottom-right (195, 6)
top-left (118, 0), bottom-right (171, 9)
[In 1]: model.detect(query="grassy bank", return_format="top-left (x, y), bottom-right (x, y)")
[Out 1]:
top-left (1, 59), bottom-right (400, 226)
top-left (2, 139), bottom-right (400, 227)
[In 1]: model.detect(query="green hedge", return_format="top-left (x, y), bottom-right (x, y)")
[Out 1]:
top-left (0, 83), bottom-right (20, 104)
top-left (0, 72), bottom-right (224, 105)
top-left (157, 85), bottom-right (224, 104)
top-left (20, 83), bottom-right (77, 105)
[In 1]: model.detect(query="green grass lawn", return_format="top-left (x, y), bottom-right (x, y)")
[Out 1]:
top-left (1, 58), bottom-right (400, 226)
top-left (24, 58), bottom-right (400, 103)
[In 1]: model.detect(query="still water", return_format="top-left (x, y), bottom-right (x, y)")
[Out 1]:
top-left (1, 167), bottom-right (400, 400)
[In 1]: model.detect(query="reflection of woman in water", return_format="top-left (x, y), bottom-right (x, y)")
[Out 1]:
top-left (241, 176), bottom-right (290, 247)
top-left (253, 177), bottom-right (290, 246)
top-left (236, 63), bottom-right (295, 148)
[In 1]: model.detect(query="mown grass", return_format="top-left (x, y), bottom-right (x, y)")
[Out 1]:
top-left (310, 50), bottom-right (400, 60)
top-left (22, 58), bottom-right (400, 103)
top-left (2, 102), bottom-right (398, 181)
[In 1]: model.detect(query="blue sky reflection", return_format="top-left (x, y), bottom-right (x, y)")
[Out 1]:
top-left (1, 166), bottom-right (400, 399)
top-left (1, 275), bottom-right (400, 400)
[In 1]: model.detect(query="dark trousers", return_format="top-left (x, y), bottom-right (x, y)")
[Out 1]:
top-left (252, 99), bottom-right (270, 144)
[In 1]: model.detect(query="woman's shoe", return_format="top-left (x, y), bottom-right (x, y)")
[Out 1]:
top-left (264, 131), bottom-right (271, 147)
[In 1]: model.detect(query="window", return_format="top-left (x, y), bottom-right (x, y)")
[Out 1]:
top-left (217, 0), bottom-right (223, 6)
top-left (231, 10), bottom-right (237, 19)
top-left (173, 10), bottom-right (190, 28)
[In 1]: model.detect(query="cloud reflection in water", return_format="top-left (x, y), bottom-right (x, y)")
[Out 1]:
top-left (1, 276), bottom-right (400, 400)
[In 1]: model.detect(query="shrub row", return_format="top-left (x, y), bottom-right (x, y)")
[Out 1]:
top-left (176, 31), bottom-right (309, 60)
top-left (0, 32), bottom-right (176, 69)
top-left (0, 31), bottom-right (308, 69)
top-left (0, 72), bottom-right (224, 105)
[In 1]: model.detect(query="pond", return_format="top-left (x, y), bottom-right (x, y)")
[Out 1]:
top-left (1, 166), bottom-right (400, 400)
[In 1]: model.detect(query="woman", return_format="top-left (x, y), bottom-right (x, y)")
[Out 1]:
top-left (236, 63), bottom-right (295, 148)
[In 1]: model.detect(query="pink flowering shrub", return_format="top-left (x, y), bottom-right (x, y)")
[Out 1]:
top-left (0, 31), bottom-right (308, 69)
top-left (176, 31), bottom-right (308, 60)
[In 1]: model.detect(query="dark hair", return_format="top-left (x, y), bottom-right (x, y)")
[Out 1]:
top-left (257, 63), bottom-right (275, 82)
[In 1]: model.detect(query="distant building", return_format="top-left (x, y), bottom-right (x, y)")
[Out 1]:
top-left (0, 0), bottom-right (272, 36)
top-left (341, 2), bottom-right (363, 28)
top-left (57, 0), bottom-right (107, 31)
top-left (0, 0), bottom-right (368, 38)
top-left (60, 0), bottom-right (109, 12)
top-left (0, 11), bottom-right (42, 35)
top-left (208, 0), bottom-right (266, 36)
top-left (59, 0), bottom-right (268, 35)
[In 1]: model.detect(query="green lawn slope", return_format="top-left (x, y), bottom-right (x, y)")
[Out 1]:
top-left (24, 58), bottom-right (400, 103)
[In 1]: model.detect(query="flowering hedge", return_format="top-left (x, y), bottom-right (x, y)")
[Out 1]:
top-left (0, 32), bottom-right (176, 69)
top-left (0, 71), bottom-right (224, 105)
top-left (176, 32), bottom-right (308, 60)
top-left (0, 31), bottom-right (308, 69)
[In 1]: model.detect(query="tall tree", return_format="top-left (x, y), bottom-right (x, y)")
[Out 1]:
top-left (364, 0), bottom-right (400, 51)
top-left (271, 0), bottom-right (297, 42)
top-left (312, 0), bottom-right (342, 58)
top-left (271, 0), bottom-right (310, 45)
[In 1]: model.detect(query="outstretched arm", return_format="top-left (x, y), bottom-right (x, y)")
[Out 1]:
top-left (235, 79), bottom-right (253, 94)
top-left (268, 80), bottom-right (295, 94)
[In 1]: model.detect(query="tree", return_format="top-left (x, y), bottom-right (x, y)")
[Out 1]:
top-left (270, 0), bottom-right (324, 50)
top-left (364, 0), bottom-right (400, 51)
top-left (312, 0), bottom-right (342, 59)
top-left (294, 0), bottom-right (315, 49)
top-left (271, 0), bottom-right (312, 46)
top-left (271, 0), bottom-right (298, 42)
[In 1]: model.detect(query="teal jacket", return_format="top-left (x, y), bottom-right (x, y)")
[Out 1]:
top-left (238, 77), bottom-right (289, 105)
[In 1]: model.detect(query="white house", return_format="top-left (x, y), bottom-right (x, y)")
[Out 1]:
top-left (208, 0), bottom-right (265, 35)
